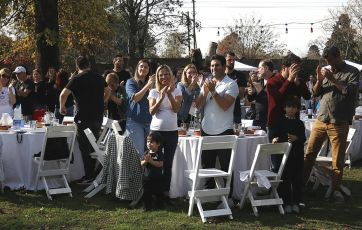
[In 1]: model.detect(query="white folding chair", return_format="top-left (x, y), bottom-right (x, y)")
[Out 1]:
top-left (311, 128), bottom-right (356, 198)
top-left (33, 126), bottom-right (76, 200)
top-left (83, 128), bottom-right (107, 198)
top-left (184, 135), bottom-right (238, 223)
top-left (97, 117), bottom-right (114, 149)
top-left (239, 142), bottom-right (291, 217)
top-left (111, 121), bottom-right (123, 135)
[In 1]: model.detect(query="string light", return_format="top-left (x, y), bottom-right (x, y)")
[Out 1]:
top-left (204, 17), bottom-right (337, 35)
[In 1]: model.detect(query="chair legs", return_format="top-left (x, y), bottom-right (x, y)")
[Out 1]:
top-left (188, 193), bottom-right (195, 216)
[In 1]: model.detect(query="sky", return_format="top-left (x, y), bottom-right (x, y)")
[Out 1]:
top-left (179, 0), bottom-right (350, 57)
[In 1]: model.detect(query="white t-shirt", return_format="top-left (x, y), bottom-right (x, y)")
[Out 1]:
top-left (148, 88), bottom-right (182, 131)
top-left (0, 87), bottom-right (15, 117)
top-left (202, 75), bottom-right (239, 135)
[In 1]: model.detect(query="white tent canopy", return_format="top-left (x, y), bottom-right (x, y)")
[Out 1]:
top-left (345, 60), bottom-right (362, 71)
top-left (234, 61), bottom-right (257, 71)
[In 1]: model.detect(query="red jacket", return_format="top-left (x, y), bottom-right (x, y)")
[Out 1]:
top-left (266, 73), bottom-right (311, 128)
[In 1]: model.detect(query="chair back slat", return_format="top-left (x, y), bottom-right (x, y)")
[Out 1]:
top-left (250, 142), bottom-right (291, 180)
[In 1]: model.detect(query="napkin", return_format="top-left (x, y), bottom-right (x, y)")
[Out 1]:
top-left (240, 170), bottom-right (271, 189)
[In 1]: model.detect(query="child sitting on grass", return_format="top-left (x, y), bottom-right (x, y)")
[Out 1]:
top-left (141, 132), bottom-right (164, 211)
top-left (272, 96), bottom-right (306, 214)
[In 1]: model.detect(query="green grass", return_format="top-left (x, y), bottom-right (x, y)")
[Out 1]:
top-left (1, 164), bottom-right (362, 230)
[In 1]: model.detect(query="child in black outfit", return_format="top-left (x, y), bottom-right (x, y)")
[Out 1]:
top-left (141, 132), bottom-right (164, 211)
top-left (272, 96), bottom-right (306, 214)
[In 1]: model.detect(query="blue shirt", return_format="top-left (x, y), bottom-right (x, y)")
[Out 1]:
top-left (126, 78), bottom-right (152, 124)
top-left (177, 82), bottom-right (200, 122)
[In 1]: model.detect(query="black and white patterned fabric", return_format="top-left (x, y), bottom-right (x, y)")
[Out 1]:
top-left (102, 131), bottom-right (142, 200)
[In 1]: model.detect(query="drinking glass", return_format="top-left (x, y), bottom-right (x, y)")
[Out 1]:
top-left (30, 120), bottom-right (37, 130)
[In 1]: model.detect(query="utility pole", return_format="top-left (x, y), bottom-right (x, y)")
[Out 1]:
top-left (192, 0), bottom-right (197, 49)
top-left (186, 12), bottom-right (191, 55)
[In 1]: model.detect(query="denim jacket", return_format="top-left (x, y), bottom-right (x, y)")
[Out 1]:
top-left (177, 82), bottom-right (200, 122)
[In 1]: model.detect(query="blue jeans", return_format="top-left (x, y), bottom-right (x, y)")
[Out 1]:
top-left (126, 118), bottom-right (150, 159)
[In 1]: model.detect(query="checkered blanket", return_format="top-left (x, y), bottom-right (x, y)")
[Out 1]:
top-left (102, 132), bottom-right (142, 200)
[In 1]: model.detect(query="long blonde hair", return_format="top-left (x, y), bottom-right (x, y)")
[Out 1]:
top-left (181, 64), bottom-right (197, 86)
top-left (155, 64), bottom-right (175, 91)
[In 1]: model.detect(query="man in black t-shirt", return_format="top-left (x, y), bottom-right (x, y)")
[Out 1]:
top-left (60, 56), bottom-right (104, 183)
top-left (225, 52), bottom-right (247, 123)
top-left (13, 66), bottom-right (35, 119)
top-left (111, 54), bottom-right (131, 85)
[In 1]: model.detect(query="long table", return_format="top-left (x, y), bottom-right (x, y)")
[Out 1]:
top-left (0, 128), bottom-right (84, 190)
top-left (169, 135), bottom-right (269, 200)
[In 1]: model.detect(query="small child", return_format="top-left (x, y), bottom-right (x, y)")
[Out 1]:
top-left (272, 96), bottom-right (306, 214)
top-left (141, 132), bottom-right (164, 211)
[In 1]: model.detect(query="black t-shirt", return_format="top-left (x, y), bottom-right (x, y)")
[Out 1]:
top-left (143, 150), bottom-right (164, 179)
top-left (33, 80), bottom-right (48, 107)
top-left (14, 79), bottom-right (35, 116)
top-left (227, 70), bottom-right (247, 123)
top-left (107, 86), bottom-right (127, 121)
top-left (66, 71), bottom-right (104, 123)
top-left (112, 69), bottom-right (131, 84)
top-left (277, 116), bottom-right (306, 154)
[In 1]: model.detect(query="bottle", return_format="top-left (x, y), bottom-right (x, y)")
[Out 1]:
top-left (307, 101), bottom-right (313, 119)
top-left (13, 105), bottom-right (22, 129)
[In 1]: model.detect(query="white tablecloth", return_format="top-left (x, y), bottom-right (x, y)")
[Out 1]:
top-left (169, 135), bottom-right (269, 199)
top-left (0, 129), bottom-right (84, 190)
top-left (303, 119), bottom-right (362, 161)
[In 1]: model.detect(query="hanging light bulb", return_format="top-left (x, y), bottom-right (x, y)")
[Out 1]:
top-left (285, 23), bottom-right (288, 34)
top-left (310, 23), bottom-right (314, 33)
top-left (260, 26), bottom-right (264, 34)
top-left (217, 27), bottom-right (220, 36)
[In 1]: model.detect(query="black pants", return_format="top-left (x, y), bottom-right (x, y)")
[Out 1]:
top-left (76, 121), bottom-right (102, 179)
top-left (277, 148), bottom-right (304, 205)
top-left (201, 129), bottom-right (234, 198)
top-left (143, 177), bottom-right (163, 209)
top-left (150, 130), bottom-right (178, 192)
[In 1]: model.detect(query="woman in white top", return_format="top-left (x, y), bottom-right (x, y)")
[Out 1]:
top-left (148, 64), bottom-right (182, 198)
top-left (0, 68), bottom-right (16, 117)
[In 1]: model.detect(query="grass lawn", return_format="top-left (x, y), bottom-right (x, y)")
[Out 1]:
top-left (1, 164), bottom-right (362, 229)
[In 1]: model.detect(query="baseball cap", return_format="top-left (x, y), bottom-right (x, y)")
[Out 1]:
top-left (13, 66), bottom-right (26, 74)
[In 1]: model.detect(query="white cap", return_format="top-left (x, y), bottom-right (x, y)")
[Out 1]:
top-left (13, 66), bottom-right (26, 74)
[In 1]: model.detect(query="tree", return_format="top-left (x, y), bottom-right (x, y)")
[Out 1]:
top-left (113, 0), bottom-right (183, 58)
top-left (217, 16), bottom-right (286, 59)
top-left (325, 14), bottom-right (358, 60)
top-left (161, 32), bottom-right (188, 58)
top-left (306, 44), bottom-right (321, 59)
top-left (34, 0), bottom-right (60, 72)
top-left (1, 0), bottom-right (113, 71)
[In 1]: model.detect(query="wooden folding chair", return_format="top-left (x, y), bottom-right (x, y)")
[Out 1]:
top-left (33, 126), bottom-right (76, 200)
top-left (311, 128), bottom-right (356, 198)
top-left (185, 135), bottom-right (238, 223)
top-left (239, 142), bottom-right (291, 217)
